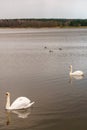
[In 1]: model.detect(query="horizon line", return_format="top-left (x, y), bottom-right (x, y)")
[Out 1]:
top-left (0, 18), bottom-right (87, 20)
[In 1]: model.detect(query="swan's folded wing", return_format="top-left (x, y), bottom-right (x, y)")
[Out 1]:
top-left (10, 97), bottom-right (31, 110)
top-left (73, 71), bottom-right (84, 75)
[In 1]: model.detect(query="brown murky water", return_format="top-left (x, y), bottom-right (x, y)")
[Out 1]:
top-left (0, 28), bottom-right (87, 130)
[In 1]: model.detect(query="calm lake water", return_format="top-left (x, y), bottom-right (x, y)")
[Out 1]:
top-left (0, 28), bottom-right (87, 130)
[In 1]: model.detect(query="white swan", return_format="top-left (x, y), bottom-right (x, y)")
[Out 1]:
top-left (6, 92), bottom-right (35, 110)
top-left (69, 65), bottom-right (84, 76)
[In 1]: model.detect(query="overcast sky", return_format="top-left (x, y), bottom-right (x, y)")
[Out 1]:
top-left (0, 0), bottom-right (87, 19)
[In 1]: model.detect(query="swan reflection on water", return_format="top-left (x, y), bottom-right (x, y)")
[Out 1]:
top-left (6, 108), bottom-right (31, 125)
top-left (69, 75), bottom-right (84, 84)
top-left (11, 108), bottom-right (31, 118)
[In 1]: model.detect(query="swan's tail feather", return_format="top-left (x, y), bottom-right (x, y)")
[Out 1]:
top-left (28, 101), bottom-right (35, 108)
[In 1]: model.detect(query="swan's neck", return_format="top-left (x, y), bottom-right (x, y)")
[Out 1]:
top-left (70, 66), bottom-right (73, 74)
top-left (6, 95), bottom-right (10, 109)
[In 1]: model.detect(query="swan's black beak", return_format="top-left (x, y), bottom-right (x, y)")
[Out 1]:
top-left (6, 92), bottom-right (8, 96)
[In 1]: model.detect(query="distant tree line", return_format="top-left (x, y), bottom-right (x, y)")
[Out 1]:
top-left (0, 19), bottom-right (87, 28)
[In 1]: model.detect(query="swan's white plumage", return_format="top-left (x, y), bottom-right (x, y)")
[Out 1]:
top-left (9, 97), bottom-right (31, 110)
top-left (6, 92), bottom-right (34, 110)
top-left (69, 65), bottom-right (84, 76)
